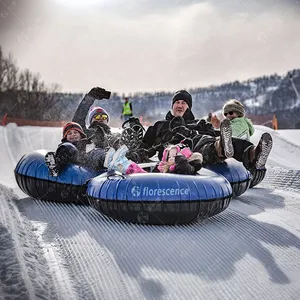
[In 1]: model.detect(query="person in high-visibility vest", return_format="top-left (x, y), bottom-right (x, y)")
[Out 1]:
top-left (122, 97), bottom-right (133, 121)
top-left (272, 114), bottom-right (278, 130)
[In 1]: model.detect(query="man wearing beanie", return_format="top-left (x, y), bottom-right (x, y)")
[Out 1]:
top-left (138, 89), bottom-right (199, 160)
top-left (172, 90), bottom-right (193, 110)
top-left (134, 90), bottom-right (272, 172)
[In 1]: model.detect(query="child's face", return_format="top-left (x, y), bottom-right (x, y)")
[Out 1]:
top-left (66, 129), bottom-right (82, 142)
top-left (225, 111), bottom-right (239, 120)
top-left (168, 148), bottom-right (178, 164)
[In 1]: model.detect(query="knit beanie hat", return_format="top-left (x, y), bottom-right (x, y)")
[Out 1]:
top-left (223, 99), bottom-right (245, 117)
top-left (62, 122), bottom-right (86, 141)
top-left (172, 90), bottom-right (192, 109)
top-left (88, 106), bottom-right (110, 126)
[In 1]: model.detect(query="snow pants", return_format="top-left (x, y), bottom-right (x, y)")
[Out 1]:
top-left (193, 134), bottom-right (254, 167)
top-left (56, 142), bottom-right (106, 171)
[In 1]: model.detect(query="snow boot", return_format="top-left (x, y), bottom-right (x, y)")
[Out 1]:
top-left (215, 119), bottom-right (234, 158)
top-left (120, 127), bottom-right (134, 148)
top-left (45, 152), bottom-right (59, 177)
top-left (242, 132), bottom-right (273, 170)
top-left (121, 117), bottom-right (145, 150)
top-left (254, 132), bottom-right (273, 169)
top-left (109, 145), bottom-right (146, 174)
top-left (104, 147), bottom-right (116, 168)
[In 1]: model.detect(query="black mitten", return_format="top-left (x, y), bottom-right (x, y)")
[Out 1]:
top-left (174, 155), bottom-right (194, 175)
top-left (126, 148), bottom-right (149, 163)
top-left (93, 122), bottom-right (111, 134)
top-left (169, 116), bottom-right (185, 131)
top-left (180, 138), bottom-right (193, 149)
top-left (75, 138), bottom-right (91, 152)
top-left (169, 132), bottom-right (186, 145)
top-left (195, 119), bottom-right (216, 136)
top-left (88, 87), bottom-right (111, 99)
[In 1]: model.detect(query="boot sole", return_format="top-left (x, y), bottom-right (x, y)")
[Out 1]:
top-left (220, 119), bottom-right (234, 158)
top-left (121, 127), bottom-right (142, 150)
top-left (255, 133), bottom-right (273, 169)
top-left (45, 152), bottom-right (59, 177)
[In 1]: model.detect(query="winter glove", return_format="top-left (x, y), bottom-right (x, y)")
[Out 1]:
top-left (126, 148), bottom-right (150, 163)
top-left (188, 152), bottom-right (203, 172)
top-left (169, 132), bottom-right (187, 145)
top-left (194, 119), bottom-right (216, 136)
top-left (88, 87), bottom-right (111, 100)
top-left (180, 137), bottom-right (194, 150)
top-left (91, 124), bottom-right (110, 148)
top-left (92, 122), bottom-right (111, 135)
top-left (75, 138), bottom-right (92, 152)
top-left (174, 155), bottom-right (195, 175)
top-left (169, 116), bottom-right (185, 131)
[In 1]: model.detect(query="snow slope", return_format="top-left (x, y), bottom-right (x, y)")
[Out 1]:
top-left (1, 124), bottom-right (300, 300)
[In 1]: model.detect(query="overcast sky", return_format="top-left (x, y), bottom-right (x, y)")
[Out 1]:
top-left (1, 0), bottom-right (300, 94)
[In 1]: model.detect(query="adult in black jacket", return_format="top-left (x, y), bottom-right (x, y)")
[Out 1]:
top-left (141, 90), bottom-right (199, 160)
top-left (139, 90), bottom-right (273, 171)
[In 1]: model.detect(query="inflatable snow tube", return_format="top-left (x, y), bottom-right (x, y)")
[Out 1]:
top-left (249, 168), bottom-right (266, 188)
top-left (87, 171), bottom-right (233, 225)
top-left (14, 150), bottom-right (100, 204)
top-left (204, 158), bottom-right (251, 198)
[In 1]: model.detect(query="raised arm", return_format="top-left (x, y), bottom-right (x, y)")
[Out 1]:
top-left (72, 87), bottom-right (111, 131)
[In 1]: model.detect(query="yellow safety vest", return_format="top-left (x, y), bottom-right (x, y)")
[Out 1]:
top-left (123, 102), bottom-right (132, 115)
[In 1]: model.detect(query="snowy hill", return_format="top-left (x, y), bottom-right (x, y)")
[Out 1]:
top-left (1, 124), bottom-right (300, 299)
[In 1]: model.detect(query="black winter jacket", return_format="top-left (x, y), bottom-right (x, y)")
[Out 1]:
top-left (142, 109), bottom-right (198, 159)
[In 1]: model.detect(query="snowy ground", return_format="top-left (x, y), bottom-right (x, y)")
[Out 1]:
top-left (1, 123), bottom-right (300, 300)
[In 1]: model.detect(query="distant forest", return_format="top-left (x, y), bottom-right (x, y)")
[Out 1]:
top-left (1, 46), bottom-right (300, 128)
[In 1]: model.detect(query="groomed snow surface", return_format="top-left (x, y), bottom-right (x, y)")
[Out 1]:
top-left (1, 123), bottom-right (300, 300)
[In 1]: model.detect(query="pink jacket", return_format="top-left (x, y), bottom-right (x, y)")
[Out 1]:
top-left (157, 144), bottom-right (193, 173)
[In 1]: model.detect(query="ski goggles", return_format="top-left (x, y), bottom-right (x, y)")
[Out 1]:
top-left (224, 111), bottom-right (235, 116)
top-left (93, 114), bottom-right (108, 121)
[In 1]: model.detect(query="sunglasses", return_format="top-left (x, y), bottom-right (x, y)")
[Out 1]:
top-left (93, 114), bottom-right (108, 120)
top-left (224, 111), bottom-right (235, 117)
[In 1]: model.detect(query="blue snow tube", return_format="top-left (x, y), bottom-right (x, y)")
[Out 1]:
top-left (86, 171), bottom-right (233, 225)
top-left (204, 158), bottom-right (251, 198)
top-left (14, 150), bottom-right (101, 204)
top-left (249, 168), bottom-right (266, 188)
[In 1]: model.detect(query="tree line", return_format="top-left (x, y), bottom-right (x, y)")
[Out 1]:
top-left (1, 44), bottom-right (299, 127)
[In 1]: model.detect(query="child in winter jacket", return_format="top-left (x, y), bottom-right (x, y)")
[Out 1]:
top-left (45, 121), bottom-right (106, 177)
top-left (104, 143), bottom-right (203, 175)
top-left (222, 99), bottom-right (254, 141)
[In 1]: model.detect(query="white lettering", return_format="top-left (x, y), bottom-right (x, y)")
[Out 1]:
top-left (131, 186), bottom-right (189, 197)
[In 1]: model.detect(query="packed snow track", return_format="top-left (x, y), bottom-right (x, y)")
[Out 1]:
top-left (0, 124), bottom-right (300, 300)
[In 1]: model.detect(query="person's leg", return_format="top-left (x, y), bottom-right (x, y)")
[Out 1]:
top-left (193, 135), bottom-right (220, 164)
top-left (193, 119), bottom-right (234, 165)
top-left (56, 142), bottom-right (79, 165)
top-left (86, 148), bottom-right (106, 171)
top-left (239, 133), bottom-right (273, 170)
top-left (45, 142), bottom-right (79, 176)
top-left (107, 145), bottom-right (146, 174)
top-left (231, 138), bottom-right (253, 162)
